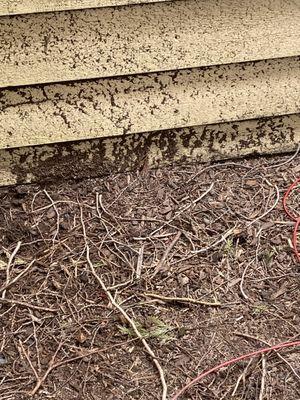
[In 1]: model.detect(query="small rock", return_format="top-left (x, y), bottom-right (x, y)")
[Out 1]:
top-left (80, 272), bottom-right (89, 283)
top-left (198, 270), bottom-right (207, 280)
top-left (214, 275), bottom-right (224, 285)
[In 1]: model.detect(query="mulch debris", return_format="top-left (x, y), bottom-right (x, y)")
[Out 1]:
top-left (0, 152), bottom-right (299, 399)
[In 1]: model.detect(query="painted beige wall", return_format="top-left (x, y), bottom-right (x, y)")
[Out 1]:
top-left (0, 0), bottom-right (299, 180)
top-left (1, 114), bottom-right (299, 186)
top-left (1, 57), bottom-right (299, 149)
top-left (0, 0), bottom-right (169, 16)
top-left (0, 0), bottom-right (299, 87)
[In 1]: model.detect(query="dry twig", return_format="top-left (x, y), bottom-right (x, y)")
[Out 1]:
top-left (136, 244), bottom-right (144, 279)
top-left (246, 180), bottom-right (280, 227)
top-left (0, 260), bottom-right (35, 296)
top-left (192, 227), bottom-right (236, 254)
top-left (86, 246), bottom-right (168, 400)
top-left (20, 340), bottom-right (101, 397)
top-left (259, 355), bottom-right (267, 400)
top-left (231, 358), bottom-right (253, 397)
top-left (0, 298), bottom-right (57, 313)
top-left (1, 242), bottom-right (22, 299)
top-left (44, 189), bottom-right (60, 243)
top-left (239, 260), bottom-right (254, 301)
top-left (149, 183), bottom-right (214, 237)
top-left (144, 292), bottom-right (221, 307)
top-left (266, 144), bottom-right (300, 169)
top-left (152, 231), bottom-right (182, 278)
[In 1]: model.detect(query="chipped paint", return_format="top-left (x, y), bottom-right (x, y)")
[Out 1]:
top-left (1, 57), bottom-right (299, 149)
top-left (1, 114), bottom-right (299, 186)
top-left (0, 0), bottom-right (299, 87)
top-left (0, 0), bottom-right (299, 185)
top-left (0, 0), bottom-right (169, 15)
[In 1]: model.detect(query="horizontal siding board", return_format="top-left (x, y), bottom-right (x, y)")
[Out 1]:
top-left (0, 0), bottom-right (300, 87)
top-left (1, 57), bottom-right (300, 149)
top-left (1, 114), bottom-right (299, 186)
top-left (0, 0), bottom-right (170, 16)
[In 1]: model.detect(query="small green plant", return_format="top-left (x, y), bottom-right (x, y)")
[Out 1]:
top-left (118, 317), bottom-right (174, 343)
top-left (148, 317), bottom-right (174, 342)
top-left (93, 261), bottom-right (106, 268)
top-left (252, 304), bottom-right (268, 315)
top-left (224, 238), bottom-right (233, 255)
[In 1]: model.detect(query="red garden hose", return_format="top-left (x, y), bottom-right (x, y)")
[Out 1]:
top-left (171, 340), bottom-right (300, 400)
top-left (171, 178), bottom-right (300, 400)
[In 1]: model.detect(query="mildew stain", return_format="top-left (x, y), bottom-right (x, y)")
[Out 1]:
top-left (1, 114), bottom-right (299, 186)
top-left (1, 57), bottom-right (299, 149)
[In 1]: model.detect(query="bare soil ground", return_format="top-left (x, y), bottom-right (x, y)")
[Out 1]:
top-left (0, 152), bottom-right (299, 400)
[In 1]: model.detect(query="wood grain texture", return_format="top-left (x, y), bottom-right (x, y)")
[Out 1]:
top-left (0, 0), bottom-right (299, 87)
top-left (1, 57), bottom-right (299, 149)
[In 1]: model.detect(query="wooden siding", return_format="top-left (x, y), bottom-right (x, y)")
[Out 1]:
top-left (1, 57), bottom-right (299, 149)
top-left (1, 114), bottom-right (299, 186)
top-left (0, 0), bottom-right (170, 16)
top-left (0, 0), bottom-right (299, 88)
top-left (0, 0), bottom-right (299, 186)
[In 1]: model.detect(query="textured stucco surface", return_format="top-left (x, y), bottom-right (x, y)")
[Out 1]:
top-left (0, 0), bottom-right (300, 87)
top-left (0, 57), bottom-right (299, 149)
top-left (1, 114), bottom-right (299, 186)
top-left (0, 0), bottom-right (169, 16)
